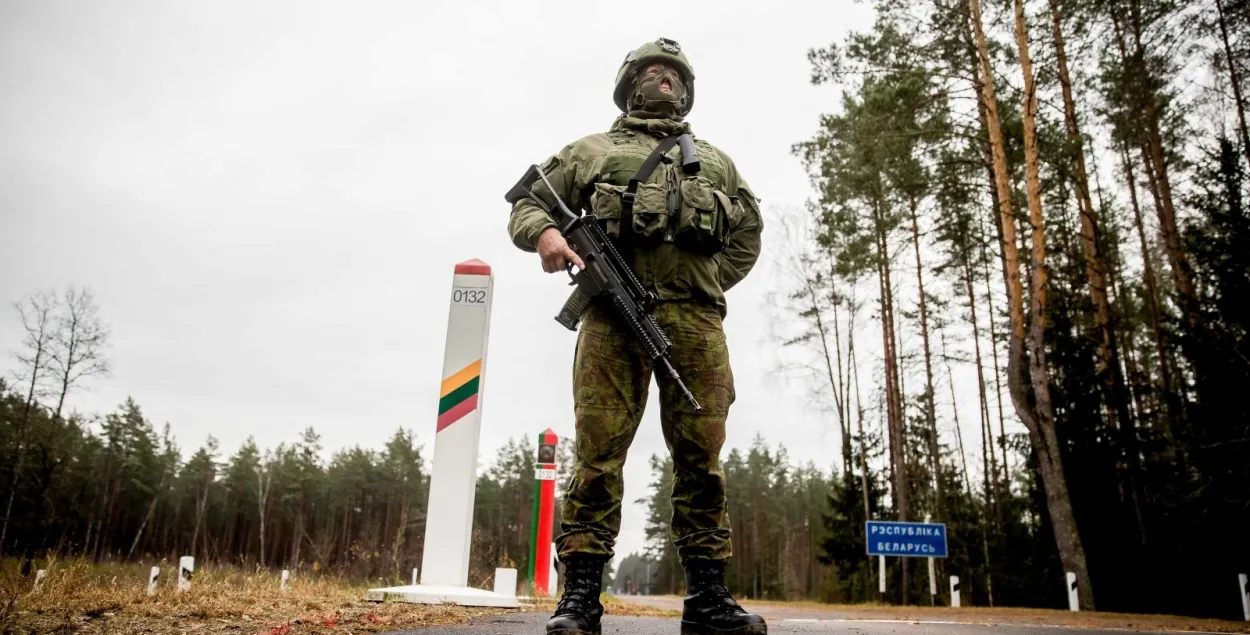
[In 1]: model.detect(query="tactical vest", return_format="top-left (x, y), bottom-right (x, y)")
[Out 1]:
top-left (584, 128), bottom-right (737, 259)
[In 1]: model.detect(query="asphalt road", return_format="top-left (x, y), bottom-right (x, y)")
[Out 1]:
top-left (381, 610), bottom-right (1208, 635)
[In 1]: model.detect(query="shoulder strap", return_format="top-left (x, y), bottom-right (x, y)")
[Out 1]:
top-left (619, 134), bottom-right (680, 261)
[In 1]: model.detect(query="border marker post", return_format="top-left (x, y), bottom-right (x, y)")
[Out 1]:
top-left (1066, 572), bottom-right (1079, 611)
top-left (530, 429), bottom-right (558, 596)
top-left (1239, 573), bottom-right (1248, 621)
top-left (178, 556), bottom-right (193, 592)
top-left (366, 259), bottom-right (516, 608)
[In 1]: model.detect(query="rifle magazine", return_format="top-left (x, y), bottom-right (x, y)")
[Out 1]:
top-left (555, 286), bottom-right (593, 331)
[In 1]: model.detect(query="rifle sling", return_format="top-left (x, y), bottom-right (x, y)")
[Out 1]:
top-left (618, 133), bottom-right (681, 264)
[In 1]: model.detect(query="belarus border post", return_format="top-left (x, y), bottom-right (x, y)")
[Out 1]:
top-left (505, 37), bottom-right (766, 635)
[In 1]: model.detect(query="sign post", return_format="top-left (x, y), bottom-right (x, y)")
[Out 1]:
top-left (529, 429), bottom-right (559, 596)
top-left (366, 259), bottom-right (517, 608)
top-left (866, 520), bottom-right (949, 604)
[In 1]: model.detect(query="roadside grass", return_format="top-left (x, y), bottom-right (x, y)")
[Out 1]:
top-left (0, 558), bottom-right (678, 635)
top-left (0, 557), bottom-right (506, 634)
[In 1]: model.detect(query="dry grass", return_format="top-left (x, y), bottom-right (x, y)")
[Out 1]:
top-left (0, 558), bottom-right (680, 635)
top-left (0, 557), bottom-right (513, 635)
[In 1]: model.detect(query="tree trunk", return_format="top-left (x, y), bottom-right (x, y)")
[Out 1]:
top-left (1216, 0), bottom-right (1250, 168)
top-left (128, 472), bottom-right (169, 558)
top-left (1, 297), bottom-right (56, 557)
top-left (1049, 0), bottom-right (1146, 544)
top-left (1118, 138), bottom-right (1183, 444)
top-left (964, 247), bottom-right (998, 518)
top-left (872, 194), bottom-right (910, 603)
top-left (909, 196), bottom-right (945, 524)
top-left (942, 330), bottom-right (973, 496)
top-left (967, 40), bottom-right (1009, 495)
top-left (850, 320), bottom-right (872, 571)
top-left (828, 274), bottom-right (852, 475)
top-left (970, 0), bottom-right (1096, 609)
top-left (1115, 0), bottom-right (1199, 327)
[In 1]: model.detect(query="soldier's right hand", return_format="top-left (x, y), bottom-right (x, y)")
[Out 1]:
top-left (537, 227), bottom-right (585, 273)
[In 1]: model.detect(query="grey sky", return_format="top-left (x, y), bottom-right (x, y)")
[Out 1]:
top-left (2, 0), bottom-right (1005, 571)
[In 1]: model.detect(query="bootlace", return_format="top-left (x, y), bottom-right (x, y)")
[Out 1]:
top-left (690, 567), bottom-right (743, 610)
top-left (556, 566), bottom-right (601, 615)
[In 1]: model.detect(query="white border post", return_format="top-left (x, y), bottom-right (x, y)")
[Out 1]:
top-left (178, 556), bottom-right (194, 592)
top-left (1239, 573), bottom-right (1248, 621)
top-left (421, 259), bottom-right (493, 587)
top-left (33, 569), bottom-right (46, 592)
top-left (1066, 572), bottom-right (1078, 611)
top-left (365, 260), bottom-right (515, 608)
top-left (281, 569), bottom-right (289, 591)
top-left (494, 568), bottom-right (517, 597)
top-left (147, 567), bottom-right (159, 595)
top-left (950, 575), bottom-right (960, 607)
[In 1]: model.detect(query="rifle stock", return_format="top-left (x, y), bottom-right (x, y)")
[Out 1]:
top-left (505, 164), bottom-right (701, 411)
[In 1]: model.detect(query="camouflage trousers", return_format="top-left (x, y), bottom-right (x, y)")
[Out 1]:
top-left (556, 299), bottom-right (736, 566)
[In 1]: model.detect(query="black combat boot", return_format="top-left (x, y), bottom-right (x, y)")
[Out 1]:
top-left (681, 560), bottom-right (766, 635)
top-left (546, 555), bottom-right (606, 635)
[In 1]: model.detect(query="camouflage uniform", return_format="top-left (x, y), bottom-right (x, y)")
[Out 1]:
top-left (508, 37), bottom-right (766, 635)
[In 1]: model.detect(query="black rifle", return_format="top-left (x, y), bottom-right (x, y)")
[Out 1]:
top-left (505, 164), bottom-right (701, 411)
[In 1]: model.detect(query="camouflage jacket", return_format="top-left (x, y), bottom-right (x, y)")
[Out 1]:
top-left (507, 114), bottom-right (763, 318)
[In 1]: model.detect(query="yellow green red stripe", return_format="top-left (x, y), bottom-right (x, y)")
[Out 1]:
top-left (440, 359), bottom-right (482, 397)
top-left (437, 360), bottom-right (481, 432)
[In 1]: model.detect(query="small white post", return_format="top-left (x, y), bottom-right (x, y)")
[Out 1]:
top-left (1066, 571), bottom-right (1078, 611)
top-left (878, 556), bottom-right (886, 595)
top-left (178, 556), bottom-right (194, 592)
top-left (411, 568), bottom-right (418, 586)
top-left (1239, 573), bottom-right (1248, 621)
top-left (147, 567), bottom-right (160, 595)
top-left (494, 567), bottom-right (517, 598)
top-left (280, 569), bottom-right (290, 591)
top-left (928, 557), bottom-right (937, 603)
top-left (33, 569), bottom-right (46, 591)
top-left (950, 575), bottom-right (960, 607)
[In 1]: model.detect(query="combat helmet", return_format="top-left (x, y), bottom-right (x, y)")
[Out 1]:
top-left (613, 37), bottom-right (696, 116)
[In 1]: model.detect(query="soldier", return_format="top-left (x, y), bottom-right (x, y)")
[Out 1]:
top-left (506, 37), bottom-right (765, 635)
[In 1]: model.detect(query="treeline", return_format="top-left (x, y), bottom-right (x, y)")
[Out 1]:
top-left (0, 381), bottom-right (597, 589)
top-left (753, 0), bottom-right (1248, 620)
top-left (618, 437), bottom-right (1057, 608)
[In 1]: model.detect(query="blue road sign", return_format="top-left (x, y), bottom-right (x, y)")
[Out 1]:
top-left (865, 520), bottom-right (948, 558)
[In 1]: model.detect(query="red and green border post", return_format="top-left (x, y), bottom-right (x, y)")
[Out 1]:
top-left (529, 429), bottom-right (558, 596)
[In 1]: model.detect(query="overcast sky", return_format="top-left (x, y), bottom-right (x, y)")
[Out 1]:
top-left (0, 0), bottom-right (905, 571)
